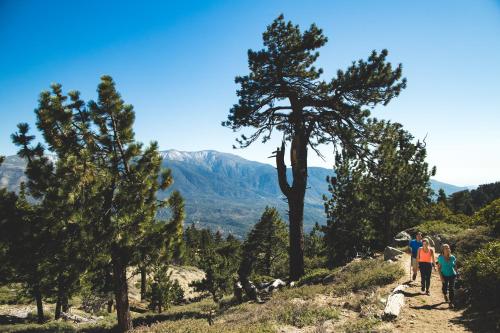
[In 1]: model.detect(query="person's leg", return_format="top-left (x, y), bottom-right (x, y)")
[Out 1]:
top-left (423, 263), bottom-right (431, 293)
top-left (412, 258), bottom-right (418, 280)
top-left (448, 276), bottom-right (455, 303)
top-left (426, 267), bottom-right (431, 292)
top-left (419, 263), bottom-right (425, 291)
top-left (442, 276), bottom-right (449, 301)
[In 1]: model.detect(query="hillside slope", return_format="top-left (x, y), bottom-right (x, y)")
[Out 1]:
top-left (0, 150), bottom-right (467, 236)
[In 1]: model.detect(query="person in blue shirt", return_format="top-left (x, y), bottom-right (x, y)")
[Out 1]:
top-left (408, 232), bottom-right (423, 281)
top-left (437, 244), bottom-right (457, 307)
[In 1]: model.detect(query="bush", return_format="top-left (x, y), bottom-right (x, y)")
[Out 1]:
top-left (473, 199), bottom-right (500, 236)
top-left (304, 255), bottom-right (328, 271)
top-left (420, 202), bottom-right (452, 220)
top-left (461, 241), bottom-right (500, 309)
top-left (443, 213), bottom-right (473, 227)
top-left (277, 304), bottom-right (339, 328)
top-left (298, 268), bottom-right (332, 286)
top-left (445, 226), bottom-right (494, 258)
top-left (331, 259), bottom-right (404, 295)
top-left (415, 220), bottom-right (464, 236)
top-left (0, 284), bottom-right (30, 305)
top-left (250, 274), bottom-right (275, 286)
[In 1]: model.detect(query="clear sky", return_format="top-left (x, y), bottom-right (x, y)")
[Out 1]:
top-left (1, 0), bottom-right (499, 186)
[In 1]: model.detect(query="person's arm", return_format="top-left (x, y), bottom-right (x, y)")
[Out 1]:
top-left (431, 249), bottom-right (436, 271)
top-left (417, 248), bottom-right (421, 262)
top-left (437, 257), bottom-right (443, 281)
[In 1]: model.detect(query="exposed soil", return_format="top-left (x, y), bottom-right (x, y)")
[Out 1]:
top-left (383, 253), bottom-right (469, 333)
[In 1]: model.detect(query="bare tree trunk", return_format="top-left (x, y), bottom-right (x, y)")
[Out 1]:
top-left (140, 266), bottom-right (147, 301)
top-left (62, 297), bottom-right (69, 312)
top-left (55, 298), bottom-right (62, 320)
top-left (275, 133), bottom-right (307, 281)
top-left (288, 191), bottom-right (306, 280)
top-left (107, 299), bottom-right (113, 313)
top-left (112, 253), bottom-right (132, 332)
top-left (34, 286), bottom-right (44, 324)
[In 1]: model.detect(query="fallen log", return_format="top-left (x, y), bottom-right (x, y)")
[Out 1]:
top-left (383, 284), bottom-right (408, 320)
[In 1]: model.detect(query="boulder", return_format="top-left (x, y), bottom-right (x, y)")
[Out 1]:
top-left (262, 279), bottom-right (286, 293)
top-left (242, 280), bottom-right (261, 303)
top-left (393, 231), bottom-right (411, 247)
top-left (427, 235), bottom-right (443, 253)
top-left (384, 246), bottom-right (405, 261)
top-left (61, 312), bottom-right (97, 323)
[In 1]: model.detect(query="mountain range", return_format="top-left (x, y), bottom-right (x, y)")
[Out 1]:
top-left (0, 150), bottom-right (468, 236)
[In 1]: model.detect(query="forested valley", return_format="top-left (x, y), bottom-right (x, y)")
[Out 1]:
top-left (1, 15), bottom-right (498, 333)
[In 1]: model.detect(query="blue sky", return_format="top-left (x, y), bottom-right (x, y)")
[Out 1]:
top-left (1, 0), bottom-right (499, 186)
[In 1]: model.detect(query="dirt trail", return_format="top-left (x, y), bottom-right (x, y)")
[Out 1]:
top-left (385, 253), bottom-right (469, 332)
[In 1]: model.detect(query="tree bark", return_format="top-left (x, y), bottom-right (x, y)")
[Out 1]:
top-left (275, 132), bottom-right (307, 281)
top-left (34, 286), bottom-right (44, 324)
top-left (107, 299), bottom-right (113, 313)
top-left (140, 266), bottom-right (147, 301)
top-left (112, 253), bottom-right (132, 332)
top-left (55, 298), bottom-right (62, 320)
top-left (62, 296), bottom-right (69, 312)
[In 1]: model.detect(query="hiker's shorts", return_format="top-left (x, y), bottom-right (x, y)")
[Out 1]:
top-left (411, 257), bottom-right (418, 270)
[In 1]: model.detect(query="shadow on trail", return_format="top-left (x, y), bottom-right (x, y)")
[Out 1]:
top-left (410, 301), bottom-right (448, 311)
top-left (450, 306), bottom-right (500, 333)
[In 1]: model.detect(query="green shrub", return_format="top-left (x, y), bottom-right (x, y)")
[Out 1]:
top-left (461, 241), bottom-right (500, 309)
top-left (415, 220), bottom-right (464, 236)
top-left (330, 259), bottom-right (404, 295)
top-left (0, 284), bottom-right (30, 305)
top-left (277, 304), bottom-right (339, 328)
top-left (420, 202), bottom-right (452, 220)
top-left (445, 226), bottom-right (494, 258)
top-left (473, 199), bottom-right (500, 236)
top-left (250, 274), bottom-right (275, 286)
top-left (341, 317), bottom-right (381, 333)
top-left (443, 213), bottom-right (473, 227)
top-left (298, 268), bottom-right (332, 286)
top-left (304, 255), bottom-right (328, 271)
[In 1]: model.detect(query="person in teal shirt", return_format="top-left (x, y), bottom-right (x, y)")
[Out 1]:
top-left (437, 244), bottom-right (457, 307)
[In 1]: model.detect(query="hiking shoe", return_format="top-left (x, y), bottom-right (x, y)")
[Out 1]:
top-left (425, 290), bottom-right (430, 295)
top-left (412, 273), bottom-right (417, 281)
top-left (444, 294), bottom-right (449, 302)
top-left (421, 287), bottom-right (425, 292)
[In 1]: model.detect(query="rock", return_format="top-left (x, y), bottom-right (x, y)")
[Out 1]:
top-left (61, 312), bottom-right (97, 323)
top-left (394, 231), bottom-right (411, 247)
top-left (427, 235), bottom-right (443, 253)
top-left (242, 280), bottom-right (261, 302)
top-left (262, 279), bottom-right (286, 293)
top-left (384, 246), bottom-right (405, 261)
top-left (322, 274), bottom-right (336, 284)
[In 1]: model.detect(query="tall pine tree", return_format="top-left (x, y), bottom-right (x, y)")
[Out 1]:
top-left (223, 15), bottom-right (406, 279)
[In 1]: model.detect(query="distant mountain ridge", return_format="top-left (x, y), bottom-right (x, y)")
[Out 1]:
top-left (0, 150), bottom-right (468, 236)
